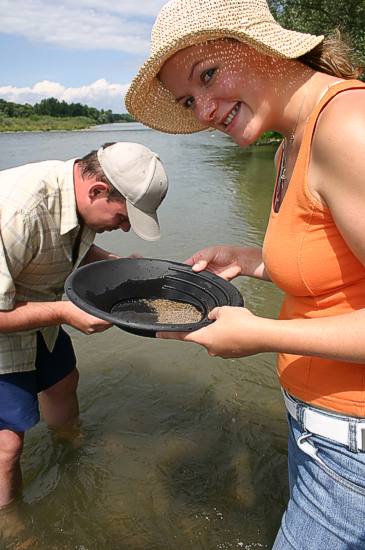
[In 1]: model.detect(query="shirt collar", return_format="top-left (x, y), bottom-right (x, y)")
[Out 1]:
top-left (58, 158), bottom-right (80, 236)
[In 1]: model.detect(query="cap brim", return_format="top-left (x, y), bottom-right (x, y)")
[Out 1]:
top-left (127, 201), bottom-right (161, 241)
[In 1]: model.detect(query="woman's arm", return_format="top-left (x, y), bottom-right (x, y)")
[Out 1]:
top-left (160, 306), bottom-right (365, 362)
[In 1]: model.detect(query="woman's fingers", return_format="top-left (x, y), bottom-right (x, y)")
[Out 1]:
top-left (192, 259), bottom-right (208, 271)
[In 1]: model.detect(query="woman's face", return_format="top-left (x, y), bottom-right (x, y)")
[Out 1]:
top-left (159, 39), bottom-right (274, 147)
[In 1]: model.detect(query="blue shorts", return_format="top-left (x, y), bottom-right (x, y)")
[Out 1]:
top-left (0, 327), bottom-right (77, 432)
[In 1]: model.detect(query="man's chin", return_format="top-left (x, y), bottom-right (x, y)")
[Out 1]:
top-left (95, 227), bottom-right (118, 233)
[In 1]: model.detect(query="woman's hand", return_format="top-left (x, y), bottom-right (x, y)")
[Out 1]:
top-left (185, 245), bottom-right (270, 281)
top-left (157, 306), bottom-right (272, 358)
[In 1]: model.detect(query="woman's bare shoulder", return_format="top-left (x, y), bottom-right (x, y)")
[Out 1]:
top-left (315, 87), bottom-right (365, 150)
top-left (309, 86), bottom-right (365, 265)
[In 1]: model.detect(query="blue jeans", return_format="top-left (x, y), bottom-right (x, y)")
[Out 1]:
top-left (273, 402), bottom-right (365, 549)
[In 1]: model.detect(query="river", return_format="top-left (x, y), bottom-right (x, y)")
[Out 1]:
top-left (0, 123), bottom-right (286, 550)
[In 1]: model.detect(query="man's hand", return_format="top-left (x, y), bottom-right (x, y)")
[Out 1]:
top-left (59, 301), bottom-right (112, 334)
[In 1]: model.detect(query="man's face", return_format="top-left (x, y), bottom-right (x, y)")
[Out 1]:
top-left (83, 195), bottom-right (131, 234)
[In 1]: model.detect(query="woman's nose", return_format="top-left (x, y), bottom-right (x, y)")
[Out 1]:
top-left (194, 95), bottom-right (217, 124)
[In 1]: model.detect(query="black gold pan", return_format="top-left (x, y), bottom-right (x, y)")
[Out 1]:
top-left (65, 258), bottom-right (244, 337)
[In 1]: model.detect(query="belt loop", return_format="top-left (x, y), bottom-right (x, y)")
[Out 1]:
top-left (348, 421), bottom-right (358, 453)
top-left (361, 428), bottom-right (365, 452)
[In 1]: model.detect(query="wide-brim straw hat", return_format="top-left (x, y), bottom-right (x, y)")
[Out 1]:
top-left (125, 0), bottom-right (324, 134)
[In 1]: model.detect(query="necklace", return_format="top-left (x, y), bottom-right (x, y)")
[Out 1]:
top-left (274, 86), bottom-right (309, 213)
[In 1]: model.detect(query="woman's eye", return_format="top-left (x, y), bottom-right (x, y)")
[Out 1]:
top-left (201, 68), bottom-right (216, 83)
top-left (184, 97), bottom-right (195, 109)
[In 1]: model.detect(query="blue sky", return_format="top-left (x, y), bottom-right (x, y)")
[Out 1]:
top-left (0, 0), bottom-right (167, 113)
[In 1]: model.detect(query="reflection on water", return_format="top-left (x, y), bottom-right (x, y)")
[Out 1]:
top-left (0, 125), bottom-right (286, 549)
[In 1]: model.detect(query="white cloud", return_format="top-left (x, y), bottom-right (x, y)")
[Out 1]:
top-left (62, 0), bottom-right (167, 17)
top-left (0, 0), bottom-right (167, 53)
top-left (0, 79), bottom-right (129, 113)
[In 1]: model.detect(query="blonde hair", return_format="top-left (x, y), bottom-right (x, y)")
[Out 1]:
top-left (298, 30), bottom-right (364, 80)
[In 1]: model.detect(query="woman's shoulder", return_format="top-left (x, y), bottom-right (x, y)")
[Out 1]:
top-left (314, 84), bottom-right (365, 157)
top-left (308, 82), bottom-right (365, 206)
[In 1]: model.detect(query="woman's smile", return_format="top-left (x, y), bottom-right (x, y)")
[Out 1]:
top-left (223, 102), bottom-right (241, 127)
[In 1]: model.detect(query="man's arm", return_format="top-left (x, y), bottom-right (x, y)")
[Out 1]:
top-left (0, 210), bottom-right (111, 335)
top-left (80, 244), bottom-right (120, 264)
top-left (80, 244), bottom-right (143, 264)
top-left (0, 301), bottom-right (111, 335)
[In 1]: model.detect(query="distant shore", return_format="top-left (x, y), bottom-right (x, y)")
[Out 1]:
top-left (0, 117), bottom-right (282, 145)
top-left (0, 116), bottom-right (133, 132)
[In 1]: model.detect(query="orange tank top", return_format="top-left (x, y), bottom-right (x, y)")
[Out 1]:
top-left (263, 80), bottom-right (365, 417)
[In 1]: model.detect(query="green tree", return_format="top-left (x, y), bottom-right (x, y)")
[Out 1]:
top-left (0, 97), bottom-right (135, 130)
top-left (268, 0), bottom-right (365, 65)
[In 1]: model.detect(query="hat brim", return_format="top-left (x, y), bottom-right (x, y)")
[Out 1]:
top-left (125, 24), bottom-right (323, 134)
top-left (127, 201), bottom-right (161, 241)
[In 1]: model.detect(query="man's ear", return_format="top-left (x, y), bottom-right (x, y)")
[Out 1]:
top-left (88, 182), bottom-right (109, 200)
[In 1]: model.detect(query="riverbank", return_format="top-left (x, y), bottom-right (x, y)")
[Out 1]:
top-left (0, 115), bottom-right (100, 132)
top-left (1, 117), bottom-right (281, 143)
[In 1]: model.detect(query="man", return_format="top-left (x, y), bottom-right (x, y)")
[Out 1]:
top-left (0, 141), bottom-right (168, 508)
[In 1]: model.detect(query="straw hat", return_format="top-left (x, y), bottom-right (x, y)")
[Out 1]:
top-left (125, 0), bottom-right (324, 134)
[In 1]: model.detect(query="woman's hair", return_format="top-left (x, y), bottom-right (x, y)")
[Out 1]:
top-left (298, 30), bottom-right (364, 80)
top-left (77, 142), bottom-right (123, 200)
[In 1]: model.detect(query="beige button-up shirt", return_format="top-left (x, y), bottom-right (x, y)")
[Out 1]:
top-left (0, 159), bottom-right (95, 374)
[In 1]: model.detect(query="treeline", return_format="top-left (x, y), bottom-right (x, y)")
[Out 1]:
top-left (262, 0), bottom-right (365, 143)
top-left (0, 97), bottom-right (134, 124)
top-left (268, 0), bottom-right (365, 72)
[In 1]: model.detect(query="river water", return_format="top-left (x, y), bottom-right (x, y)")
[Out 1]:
top-left (0, 124), bottom-right (287, 549)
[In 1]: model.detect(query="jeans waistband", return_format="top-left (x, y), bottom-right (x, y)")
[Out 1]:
top-left (282, 390), bottom-right (365, 452)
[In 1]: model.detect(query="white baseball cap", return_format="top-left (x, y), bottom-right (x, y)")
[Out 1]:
top-left (97, 142), bottom-right (168, 241)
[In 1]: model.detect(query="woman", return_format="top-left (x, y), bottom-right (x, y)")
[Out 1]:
top-left (126, 0), bottom-right (365, 547)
